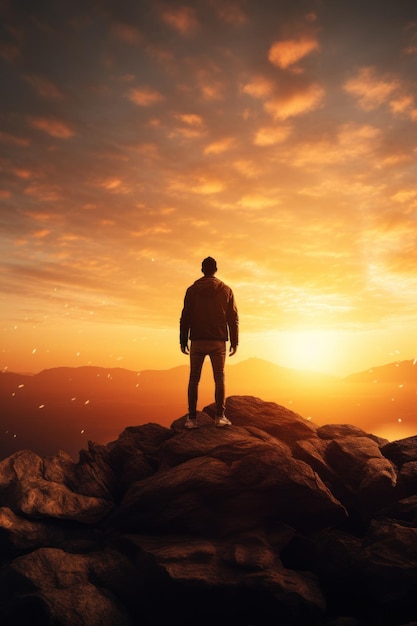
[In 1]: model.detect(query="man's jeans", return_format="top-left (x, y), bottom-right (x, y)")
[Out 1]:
top-left (188, 340), bottom-right (226, 418)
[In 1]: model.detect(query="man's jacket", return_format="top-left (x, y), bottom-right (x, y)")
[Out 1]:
top-left (180, 277), bottom-right (239, 348)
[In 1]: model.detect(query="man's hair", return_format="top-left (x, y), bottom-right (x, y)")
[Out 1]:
top-left (202, 256), bottom-right (217, 275)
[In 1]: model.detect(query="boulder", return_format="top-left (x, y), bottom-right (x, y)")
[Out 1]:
top-left (112, 431), bottom-right (346, 534)
top-left (324, 435), bottom-right (397, 511)
top-left (0, 450), bottom-right (113, 523)
top-left (0, 547), bottom-right (134, 626)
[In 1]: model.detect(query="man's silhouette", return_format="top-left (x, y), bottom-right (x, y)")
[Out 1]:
top-left (180, 257), bottom-right (239, 428)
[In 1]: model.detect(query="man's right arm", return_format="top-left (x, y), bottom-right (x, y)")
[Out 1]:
top-left (227, 290), bottom-right (239, 354)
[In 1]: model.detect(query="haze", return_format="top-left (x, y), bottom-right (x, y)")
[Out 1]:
top-left (1, 0), bottom-right (417, 376)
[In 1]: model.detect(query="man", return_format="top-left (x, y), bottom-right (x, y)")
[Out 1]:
top-left (180, 257), bottom-right (239, 429)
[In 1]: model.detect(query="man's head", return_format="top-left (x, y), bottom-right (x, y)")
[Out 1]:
top-left (202, 256), bottom-right (217, 276)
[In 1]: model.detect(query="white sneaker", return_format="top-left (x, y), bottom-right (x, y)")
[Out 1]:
top-left (215, 416), bottom-right (232, 427)
top-left (185, 417), bottom-right (199, 429)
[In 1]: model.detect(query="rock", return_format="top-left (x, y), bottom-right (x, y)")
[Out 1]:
top-left (0, 450), bottom-right (113, 523)
top-left (112, 431), bottom-right (346, 534)
top-left (382, 435), bottom-right (417, 467)
top-left (0, 395), bottom-right (416, 626)
top-left (317, 423), bottom-right (387, 446)
top-left (0, 547), bottom-right (134, 626)
top-left (125, 532), bottom-right (326, 625)
top-left (324, 436), bottom-right (397, 511)
top-left (205, 396), bottom-right (318, 444)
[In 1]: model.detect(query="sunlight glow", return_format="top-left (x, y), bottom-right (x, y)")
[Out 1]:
top-left (279, 330), bottom-right (340, 373)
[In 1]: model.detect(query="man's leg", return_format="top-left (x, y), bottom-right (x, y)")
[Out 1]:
top-left (188, 342), bottom-right (206, 418)
top-left (208, 341), bottom-right (226, 418)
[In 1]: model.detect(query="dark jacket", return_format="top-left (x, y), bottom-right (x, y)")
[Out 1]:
top-left (180, 277), bottom-right (239, 348)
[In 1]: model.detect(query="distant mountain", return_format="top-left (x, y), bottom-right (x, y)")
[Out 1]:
top-left (344, 359), bottom-right (417, 384)
top-left (1, 358), bottom-right (416, 460)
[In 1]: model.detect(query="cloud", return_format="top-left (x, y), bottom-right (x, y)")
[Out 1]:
top-left (242, 76), bottom-right (274, 99)
top-left (254, 125), bottom-right (292, 146)
top-left (243, 74), bottom-right (324, 120)
top-left (0, 41), bottom-right (20, 62)
top-left (174, 113), bottom-right (205, 126)
top-left (343, 67), bottom-right (399, 111)
top-left (268, 37), bottom-right (319, 69)
top-left (204, 137), bottom-right (235, 154)
top-left (287, 123), bottom-right (381, 169)
top-left (24, 74), bottom-right (65, 99)
top-left (389, 95), bottom-right (417, 120)
top-left (232, 160), bottom-right (262, 178)
top-left (160, 5), bottom-right (199, 35)
top-left (89, 177), bottom-right (131, 194)
top-left (264, 83), bottom-right (324, 119)
top-left (111, 22), bottom-right (142, 45)
top-left (24, 183), bottom-right (62, 201)
top-left (127, 86), bottom-right (164, 106)
top-left (237, 194), bottom-right (278, 210)
top-left (211, 0), bottom-right (248, 26)
top-left (28, 117), bottom-right (75, 138)
top-left (191, 178), bottom-right (224, 194)
top-left (391, 189), bottom-right (417, 204)
top-left (0, 131), bottom-right (30, 146)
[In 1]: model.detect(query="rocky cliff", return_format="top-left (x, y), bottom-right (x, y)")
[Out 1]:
top-left (1, 396), bottom-right (417, 626)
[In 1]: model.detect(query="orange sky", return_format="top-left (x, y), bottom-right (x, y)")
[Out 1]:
top-left (1, 0), bottom-right (417, 376)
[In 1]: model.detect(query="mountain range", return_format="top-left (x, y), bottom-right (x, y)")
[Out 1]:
top-left (1, 358), bottom-right (417, 460)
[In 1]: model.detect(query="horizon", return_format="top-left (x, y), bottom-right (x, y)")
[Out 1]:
top-left (3, 353), bottom-right (414, 379)
top-left (1, 1), bottom-right (417, 376)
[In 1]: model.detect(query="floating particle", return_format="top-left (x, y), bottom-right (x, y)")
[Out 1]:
top-left (414, 358), bottom-right (417, 366)
top-left (18, 384), bottom-right (24, 388)
top-left (71, 397), bottom-right (76, 401)
top-left (80, 429), bottom-right (85, 434)
top-left (399, 384), bottom-right (404, 388)
top-left (135, 383), bottom-right (139, 388)
top-left (398, 418), bottom-right (402, 423)
top-left (32, 348), bottom-right (37, 354)
top-left (84, 400), bottom-right (90, 405)
top-left (13, 434), bottom-right (17, 438)
top-left (39, 404), bottom-right (45, 409)
top-left (11, 392), bottom-right (15, 397)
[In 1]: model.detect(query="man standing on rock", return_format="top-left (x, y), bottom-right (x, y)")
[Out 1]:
top-left (180, 257), bottom-right (239, 429)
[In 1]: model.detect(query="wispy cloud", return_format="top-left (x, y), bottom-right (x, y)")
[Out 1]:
top-left (343, 67), bottom-right (399, 111)
top-left (126, 86), bottom-right (164, 106)
top-left (28, 117), bottom-right (75, 138)
top-left (24, 74), bottom-right (65, 99)
top-left (160, 5), bottom-right (199, 35)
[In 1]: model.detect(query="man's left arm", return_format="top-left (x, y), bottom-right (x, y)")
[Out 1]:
top-left (227, 291), bottom-right (239, 356)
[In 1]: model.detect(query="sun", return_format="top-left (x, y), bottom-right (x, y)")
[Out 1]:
top-left (277, 329), bottom-right (342, 374)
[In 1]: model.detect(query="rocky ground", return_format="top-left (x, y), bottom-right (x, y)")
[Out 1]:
top-left (0, 395), bottom-right (417, 626)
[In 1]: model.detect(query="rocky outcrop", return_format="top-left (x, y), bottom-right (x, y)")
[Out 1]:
top-left (0, 396), bottom-right (416, 625)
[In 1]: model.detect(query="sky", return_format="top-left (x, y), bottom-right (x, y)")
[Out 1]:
top-left (1, 0), bottom-right (417, 376)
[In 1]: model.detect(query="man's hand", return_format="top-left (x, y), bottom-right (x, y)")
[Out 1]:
top-left (181, 343), bottom-right (190, 354)
top-left (229, 345), bottom-right (237, 356)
